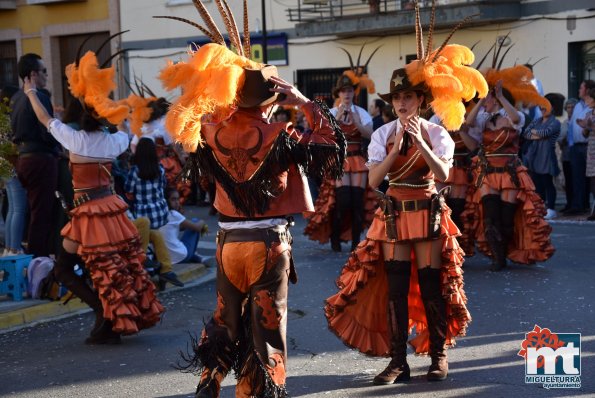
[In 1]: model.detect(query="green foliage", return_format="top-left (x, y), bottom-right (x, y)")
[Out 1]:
top-left (0, 97), bottom-right (17, 179)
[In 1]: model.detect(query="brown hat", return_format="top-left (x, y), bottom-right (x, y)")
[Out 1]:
top-left (237, 65), bottom-right (280, 108)
top-left (332, 74), bottom-right (358, 98)
top-left (378, 68), bottom-right (427, 102)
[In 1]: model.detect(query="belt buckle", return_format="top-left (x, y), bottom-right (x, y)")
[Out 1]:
top-left (401, 199), bottom-right (417, 212)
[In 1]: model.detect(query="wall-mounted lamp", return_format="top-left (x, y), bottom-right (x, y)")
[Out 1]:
top-left (567, 15), bottom-right (576, 35)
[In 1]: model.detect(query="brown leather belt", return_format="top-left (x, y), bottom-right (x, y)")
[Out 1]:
top-left (394, 198), bottom-right (431, 212)
top-left (72, 186), bottom-right (114, 208)
top-left (216, 228), bottom-right (292, 245)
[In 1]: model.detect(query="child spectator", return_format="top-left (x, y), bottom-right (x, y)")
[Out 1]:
top-left (159, 187), bottom-right (207, 264)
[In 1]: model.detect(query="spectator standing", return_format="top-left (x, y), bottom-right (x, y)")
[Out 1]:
top-left (558, 98), bottom-right (578, 213)
top-left (567, 79), bottom-right (595, 214)
top-left (522, 93), bottom-right (562, 219)
top-left (10, 53), bottom-right (61, 257)
top-left (578, 87), bottom-right (595, 220)
top-left (369, 98), bottom-right (386, 131)
top-left (0, 85), bottom-right (27, 256)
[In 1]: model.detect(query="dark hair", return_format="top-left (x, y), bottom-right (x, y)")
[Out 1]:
top-left (523, 63), bottom-right (533, 72)
top-left (382, 104), bottom-right (396, 122)
top-left (62, 99), bottom-right (103, 132)
top-left (498, 87), bottom-right (515, 107)
top-left (588, 87), bottom-right (595, 100)
top-left (164, 186), bottom-right (179, 209)
top-left (0, 85), bottom-right (19, 102)
top-left (17, 53), bottom-right (42, 81)
top-left (544, 93), bottom-right (565, 117)
top-left (583, 80), bottom-right (595, 91)
top-left (373, 99), bottom-right (385, 109)
top-left (147, 97), bottom-right (170, 123)
top-left (133, 137), bottom-right (160, 180)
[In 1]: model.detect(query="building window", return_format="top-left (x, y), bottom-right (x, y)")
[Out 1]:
top-left (0, 41), bottom-right (18, 89)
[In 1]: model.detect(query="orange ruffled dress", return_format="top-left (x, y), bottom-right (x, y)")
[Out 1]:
top-left (62, 162), bottom-right (164, 334)
top-left (460, 128), bottom-right (555, 263)
top-left (325, 141), bottom-right (471, 356)
top-left (304, 122), bottom-right (378, 243)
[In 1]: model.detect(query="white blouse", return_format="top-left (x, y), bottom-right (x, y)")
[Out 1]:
top-left (330, 104), bottom-right (373, 127)
top-left (48, 119), bottom-right (130, 159)
top-left (469, 108), bottom-right (526, 143)
top-left (367, 118), bottom-right (455, 167)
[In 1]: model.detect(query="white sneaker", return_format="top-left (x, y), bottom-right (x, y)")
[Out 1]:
top-left (544, 209), bottom-right (557, 220)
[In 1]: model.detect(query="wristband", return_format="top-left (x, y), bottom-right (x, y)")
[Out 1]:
top-left (25, 88), bottom-right (37, 95)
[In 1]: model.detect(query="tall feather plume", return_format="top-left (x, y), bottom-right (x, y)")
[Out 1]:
top-left (491, 31), bottom-right (511, 69)
top-left (415, 1), bottom-right (425, 60)
top-left (242, 0), bottom-right (251, 58)
top-left (355, 44), bottom-right (365, 72)
top-left (153, 16), bottom-right (221, 44)
top-left (339, 48), bottom-right (355, 70)
top-left (96, 30), bottom-right (129, 58)
top-left (475, 41), bottom-right (495, 70)
top-left (363, 46), bottom-right (382, 71)
top-left (425, 0), bottom-right (436, 62)
top-left (496, 44), bottom-right (515, 70)
top-left (220, 0), bottom-right (243, 57)
top-left (214, 0), bottom-right (241, 54)
top-left (192, 0), bottom-right (225, 45)
top-left (431, 14), bottom-right (478, 62)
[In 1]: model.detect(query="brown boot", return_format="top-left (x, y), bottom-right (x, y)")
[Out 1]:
top-left (85, 319), bottom-right (121, 345)
top-left (373, 260), bottom-right (411, 385)
top-left (418, 267), bottom-right (448, 381)
top-left (482, 195), bottom-right (506, 271)
top-left (195, 366), bottom-right (226, 398)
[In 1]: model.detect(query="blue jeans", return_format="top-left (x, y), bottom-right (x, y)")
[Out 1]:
top-left (5, 176), bottom-right (28, 251)
top-left (180, 217), bottom-right (201, 263)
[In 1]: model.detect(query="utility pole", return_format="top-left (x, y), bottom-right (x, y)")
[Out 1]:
top-left (262, 0), bottom-right (268, 63)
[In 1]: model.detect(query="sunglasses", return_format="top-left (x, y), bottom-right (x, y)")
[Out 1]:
top-left (35, 68), bottom-right (48, 74)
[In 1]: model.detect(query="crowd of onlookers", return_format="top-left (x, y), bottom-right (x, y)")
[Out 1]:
top-left (0, 53), bottom-right (210, 291)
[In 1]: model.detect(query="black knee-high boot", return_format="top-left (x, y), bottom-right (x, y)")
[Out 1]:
top-left (53, 250), bottom-right (102, 321)
top-left (350, 187), bottom-right (366, 251)
top-left (500, 201), bottom-right (517, 263)
top-left (418, 267), bottom-right (448, 381)
top-left (331, 186), bottom-right (352, 252)
top-left (446, 197), bottom-right (466, 232)
top-left (482, 194), bottom-right (506, 271)
top-left (373, 260), bottom-right (411, 385)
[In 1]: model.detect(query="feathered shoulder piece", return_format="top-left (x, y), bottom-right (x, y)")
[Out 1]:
top-left (404, 0), bottom-right (488, 131)
top-left (154, 0), bottom-right (260, 152)
top-left (337, 43), bottom-right (381, 96)
top-left (478, 34), bottom-right (550, 113)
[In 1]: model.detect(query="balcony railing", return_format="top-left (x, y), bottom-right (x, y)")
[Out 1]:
top-left (289, 0), bottom-right (522, 37)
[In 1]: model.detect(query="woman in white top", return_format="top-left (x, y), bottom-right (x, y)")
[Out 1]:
top-left (23, 70), bottom-right (163, 345)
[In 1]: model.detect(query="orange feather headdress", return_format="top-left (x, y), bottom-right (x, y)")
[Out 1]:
top-left (476, 33), bottom-right (550, 113)
top-left (154, 0), bottom-right (264, 151)
top-left (403, 1), bottom-right (488, 131)
top-left (65, 32), bottom-right (132, 127)
top-left (333, 44), bottom-right (381, 99)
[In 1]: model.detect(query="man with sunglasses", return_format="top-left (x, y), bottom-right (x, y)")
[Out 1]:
top-left (10, 53), bottom-right (61, 257)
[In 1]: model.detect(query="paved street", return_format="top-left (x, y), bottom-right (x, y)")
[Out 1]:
top-left (0, 207), bottom-right (593, 397)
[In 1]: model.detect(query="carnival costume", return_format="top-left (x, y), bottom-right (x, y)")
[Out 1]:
top-left (155, 2), bottom-right (345, 397)
top-left (460, 45), bottom-right (555, 270)
top-left (305, 45), bottom-right (379, 252)
top-left (47, 46), bottom-right (164, 343)
top-left (326, 2), bottom-right (487, 384)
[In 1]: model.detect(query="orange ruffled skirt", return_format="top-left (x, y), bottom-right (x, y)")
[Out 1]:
top-left (460, 163), bottom-right (555, 263)
top-left (62, 195), bottom-right (164, 334)
top-left (325, 206), bottom-right (471, 356)
top-left (304, 177), bottom-right (378, 244)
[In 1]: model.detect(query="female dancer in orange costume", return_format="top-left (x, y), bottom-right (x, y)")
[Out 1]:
top-left (23, 50), bottom-right (163, 344)
top-left (461, 68), bottom-right (555, 270)
top-left (326, 4), bottom-right (487, 382)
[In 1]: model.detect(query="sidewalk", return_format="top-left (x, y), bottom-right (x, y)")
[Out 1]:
top-left (0, 204), bottom-right (219, 333)
top-left (0, 260), bottom-right (214, 333)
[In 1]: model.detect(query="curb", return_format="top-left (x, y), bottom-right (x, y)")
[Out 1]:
top-left (0, 262), bottom-right (208, 333)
